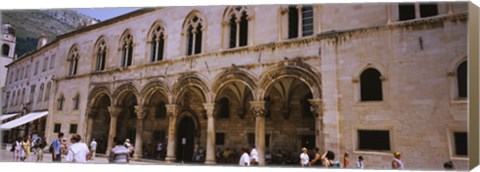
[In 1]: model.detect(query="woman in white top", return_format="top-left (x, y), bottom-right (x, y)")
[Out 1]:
top-left (239, 148), bottom-right (251, 166)
top-left (300, 147), bottom-right (310, 167)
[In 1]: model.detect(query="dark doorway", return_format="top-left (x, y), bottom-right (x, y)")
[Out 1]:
top-left (301, 135), bottom-right (315, 150)
top-left (176, 116), bottom-right (195, 162)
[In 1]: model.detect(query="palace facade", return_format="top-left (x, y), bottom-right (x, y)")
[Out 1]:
top-left (1, 3), bottom-right (469, 169)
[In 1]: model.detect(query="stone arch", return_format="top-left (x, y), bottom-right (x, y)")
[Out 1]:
top-left (112, 83), bottom-right (141, 106)
top-left (147, 20), bottom-right (168, 39)
top-left (119, 29), bottom-right (134, 45)
top-left (182, 9), bottom-right (208, 32)
top-left (172, 73), bottom-right (210, 104)
top-left (88, 86), bottom-right (113, 108)
top-left (140, 80), bottom-right (172, 105)
top-left (211, 67), bottom-right (258, 101)
top-left (258, 64), bottom-right (321, 100)
top-left (353, 62), bottom-right (387, 80)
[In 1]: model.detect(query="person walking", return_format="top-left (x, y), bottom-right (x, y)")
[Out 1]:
top-left (52, 132), bottom-right (64, 162)
top-left (19, 137), bottom-right (28, 161)
top-left (22, 136), bottom-right (32, 161)
top-left (309, 148), bottom-right (322, 166)
top-left (249, 145), bottom-right (258, 165)
top-left (13, 138), bottom-right (22, 161)
top-left (35, 136), bottom-right (47, 162)
top-left (343, 152), bottom-right (350, 168)
top-left (65, 134), bottom-right (90, 163)
top-left (321, 150), bottom-right (340, 168)
top-left (156, 142), bottom-right (163, 160)
top-left (90, 138), bottom-right (97, 160)
top-left (239, 148), bottom-right (251, 166)
top-left (391, 152), bottom-right (404, 169)
top-left (356, 156), bottom-right (364, 169)
top-left (109, 136), bottom-right (130, 163)
top-left (300, 147), bottom-right (310, 167)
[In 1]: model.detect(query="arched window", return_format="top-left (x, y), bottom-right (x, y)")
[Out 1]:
top-left (216, 97), bottom-right (230, 119)
top-left (120, 32), bottom-right (134, 67)
top-left (150, 24), bottom-right (165, 62)
top-left (73, 94), bottom-right (80, 110)
top-left (50, 55), bottom-right (55, 69)
top-left (58, 94), bottom-right (65, 110)
top-left (2, 44), bottom-right (10, 56)
top-left (21, 88), bottom-right (25, 105)
top-left (11, 91), bottom-right (15, 106)
top-left (43, 56), bottom-right (48, 72)
top-left (360, 68), bottom-right (383, 101)
top-left (457, 60), bottom-right (467, 98)
top-left (288, 5), bottom-right (314, 39)
top-left (38, 84), bottom-right (44, 101)
top-left (25, 65), bottom-right (29, 78)
top-left (68, 46), bottom-right (79, 76)
top-left (45, 82), bottom-right (51, 101)
top-left (184, 15), bottom-right (204, 56)
top-left (95, 39), bottom-right (107, 71)
top-left (226, 6), bottom-right (249, 48)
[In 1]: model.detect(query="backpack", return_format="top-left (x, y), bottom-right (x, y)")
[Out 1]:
top-left (49, 139), bottom-right (57, 153)
top-left (10, 142), bottom-right (16, 152)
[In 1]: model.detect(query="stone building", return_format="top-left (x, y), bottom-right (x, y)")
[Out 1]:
top-left (1, 3), bottom-right (469, 170)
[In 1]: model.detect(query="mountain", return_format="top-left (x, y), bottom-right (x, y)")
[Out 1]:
top-left (1, 9), bottom-right (100, 57)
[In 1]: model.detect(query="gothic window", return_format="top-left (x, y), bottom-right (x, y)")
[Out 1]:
top-left (58, 94), bottom-right (65, 110)
top-left (155, 101), bottom-right (167, 119)
top-left (360, 68), bottom-right (383, 101)
top-left (150, 24), bottom-right (165, 62)
top-left (53, 123), bottom-right (61, 133)
top-left (11, 91), bottom-right (15, 106)
top-left (398, 3), bottom-right (438, 21)
top-left (34, 61), bottom-right (39, 75)
top-left (216, 97), bottom-right (230, 119)
top-left (121, 32), bottom-right (134, 67)
top-left (226, 6), bottom-right (249, 48)
top-left (43, 57), bottom-right (48, 72)
top-left (15, 68), bottom-right (19, 81)
top-left (68, 47), bottom-right (79, 76)
top-left (288, 5), bottom-right (314, 39)
top-left (73, 94), bottom-right (80, 110)
top-left (185, 15), bottom-right (204, 56)
top-left (45, 82), bottom-right (51, 101)
top-left (95, 39), bottom-right (107, 71)
top-left (50, 55), bottom-right (55, 69)
top-left (2, 44), bottom-right (9, 56)
top-left (457, 60), bottom-right (467, 99)
top-left (29, 86), bottom-right (35, 104)
top-left (69, 124), bottom-right (78, 134)
top-left (25, 65), bottom-right (29, 78)
top-left (38, 84), bottom-right (44, 102)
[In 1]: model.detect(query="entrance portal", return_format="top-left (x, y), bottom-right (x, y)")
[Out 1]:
top-left (176, 116), bottom-right (195, 162)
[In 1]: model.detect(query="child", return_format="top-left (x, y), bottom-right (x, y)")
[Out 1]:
top-left (356, 156), bottom-right (365, 169)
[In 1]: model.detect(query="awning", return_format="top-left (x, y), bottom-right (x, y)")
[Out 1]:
top-left (0, 111), bottom-right (48, 130)
top-left (0, 113), bottom-right (19, 121)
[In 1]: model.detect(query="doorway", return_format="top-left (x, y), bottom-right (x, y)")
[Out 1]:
top-left (176, 116), bottom-right (195, 162)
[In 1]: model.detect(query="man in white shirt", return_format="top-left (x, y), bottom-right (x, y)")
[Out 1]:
top-left (249, 145), bottom-right (258, 165)
top-left (239, 148), bottom-right (251, 166)
top-left (65, 134), bottom-right (90, 163)
top-left (300, 147), bottom-right (310, 167)
top-left (90, 138), bottom-right (97, 160)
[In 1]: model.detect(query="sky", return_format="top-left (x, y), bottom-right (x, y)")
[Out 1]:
top-left (74, 8), bottom-right (141, 21)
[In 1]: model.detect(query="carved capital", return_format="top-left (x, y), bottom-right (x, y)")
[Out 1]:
top-left (308, 99), bottom-right (323, 118)
top-left (166, 104), bottom-right (180, 119)
top-left (250, 101), bottom-right (266, 118)
top-left (134, 106), bottom-right (149, 119)
top-left (203, 103), bottom-right (215, 119)
top-left (107, 106), bottom-right (121, 118)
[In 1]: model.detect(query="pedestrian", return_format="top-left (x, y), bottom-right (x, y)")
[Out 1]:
top-left (20, 137), bottom-right (27, 161)
top-left (109, 136), bottom-right (130, 163)
top-left (343, 152), bottom-right (350, 168)
top-left (321, 150), bottom-right (340, 168)
top-left (249, 145), bottom-right (258, 165)
top-left (391, 152), bottom-right (404, 169)
top-left (52, 132), bottom-right (64, 162)
top-left (124, 138), bottom-right (134, 157)
top-left (65, 134), bottom-right (90, 163)
top-left (156, 142), bottom-right (163, 160)
top-left (36, 136), bottom-right (47, 162)
top-left (443, 161), bottom-right (454, 170)
top-left (13, 137), bottom-right (22, 161)
top-left (22, 136), bottom-right (32, 161)
top-left (356, 156), bottom-right (364, 169)
top-left (265, 151), bottom-right (272, 164)
top-left (90, 138), bottom-right (97, 160)
top-left (309, 147), bottom-right (322, 166)
top-left (300, 147), bottom-right (310, 167)
top-left (239, 148), bottom-right (251, 166)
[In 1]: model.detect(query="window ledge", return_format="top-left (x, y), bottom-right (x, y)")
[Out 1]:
top-left (450, 156), bottom-right (468, 161)
top-left (451, 98), bottom-right (468, 105)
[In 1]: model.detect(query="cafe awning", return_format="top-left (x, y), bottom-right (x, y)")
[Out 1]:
top-left (0, 113), bottom-right (19, 121)
top-left (0, 111), bottom-right (48, 130)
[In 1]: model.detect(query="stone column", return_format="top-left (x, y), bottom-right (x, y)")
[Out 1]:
top-left (165, 104), bottom-right (179, 163)
top-left (309, 99), bottom-right (325, 151)
top-left (86, 116), bottom-right (94, 144)
top-left (133, 106), bottom-right (148, 159)
top-left (106, 106), bottom-right (121, 156)
top-left (203, 103), bottom-right (216, 164)
top-left (415, 3), bottom-right (421, 19)
top-left (250, 101), bottom-right (266, 166)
